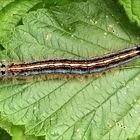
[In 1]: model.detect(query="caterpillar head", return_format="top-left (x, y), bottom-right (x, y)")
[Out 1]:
top-left (0, 63), bottom-right (7, 77)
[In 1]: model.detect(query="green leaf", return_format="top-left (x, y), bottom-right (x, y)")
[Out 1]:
top-left (0, 0), bottom-right (41, 44)
top-left (0, 113), bottom-right (12, 135)
top-left (119, 0), bottom-right (140, 26)
top-left (128, 135), bottom-right (140, 140)
top-left (0, 128), bottom-right (11, 140)
top-left (0, 0), bottom-right (140, 140)
top-left (43, 0), bottom-right (85, 7)
top-left (0, 114), bottom-right (44, 140)
top-left (11, 126), bottom-right (44, 140)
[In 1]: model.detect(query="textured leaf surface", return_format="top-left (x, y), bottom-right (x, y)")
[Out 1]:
top-left (0, 115), bottom-right (45, 140)
top-left (0, 0), bottom-right (41, 44)
top-left (119, 0), bottom-right (140, 26)
top-left (0, 0), bottom-right (140, 140)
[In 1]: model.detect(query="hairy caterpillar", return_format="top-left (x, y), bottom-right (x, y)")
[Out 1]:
top-left (0, 46), bottom-right (140, 78)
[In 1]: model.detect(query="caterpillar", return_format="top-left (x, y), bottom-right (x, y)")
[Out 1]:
top-left (0, 46), bottom-right (140, 78)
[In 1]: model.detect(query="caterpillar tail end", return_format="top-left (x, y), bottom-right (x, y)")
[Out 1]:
top-left (136, 45), bottom-right (140, 55)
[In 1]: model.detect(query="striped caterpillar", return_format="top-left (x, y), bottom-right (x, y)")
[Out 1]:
top-left (0, 46), bottom-right (140, 78)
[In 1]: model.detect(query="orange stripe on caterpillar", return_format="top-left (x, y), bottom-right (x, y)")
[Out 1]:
top-left (0, 46), bottom-right (140, 77)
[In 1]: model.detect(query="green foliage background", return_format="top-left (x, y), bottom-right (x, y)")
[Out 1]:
top-left (119, 0), bottom-right (140, 26)
top-left (0, 0), bottom-right (140, 140)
